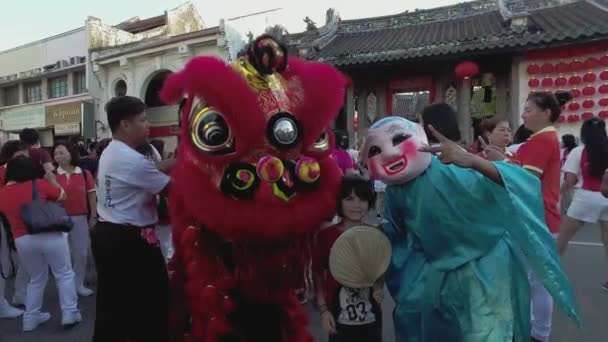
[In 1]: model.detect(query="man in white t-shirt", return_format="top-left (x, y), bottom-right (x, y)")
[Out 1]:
top-left (91, 96), bottom-right (175, 342)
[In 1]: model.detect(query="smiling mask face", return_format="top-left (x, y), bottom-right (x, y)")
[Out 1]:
top-left (362, 117), bottom-right (432, 185)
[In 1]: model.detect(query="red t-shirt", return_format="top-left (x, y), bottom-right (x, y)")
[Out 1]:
top-left (0, 180), bottom-right (63, 238)
top-left (29, 147), bottom-right (52, 166)
top-left (562, 146), bottom-right (602, 192)
top-left (0, 166), bottom-right (5, 188)
top-left (56, 167), bottom-right (96, 216)
top-left (313, 224), bottom-right (345, 308)
top-left (580, 149), bottom-right (602, 192)
top-left (516, 126), bottom-right (561, 233)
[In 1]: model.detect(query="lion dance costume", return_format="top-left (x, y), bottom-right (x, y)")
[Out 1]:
top-left (160, 36), bottom-right (345, 342)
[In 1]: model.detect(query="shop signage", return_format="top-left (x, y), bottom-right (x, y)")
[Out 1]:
top-left (0, 105), bottom-right (45, 131)
top-left (45, 102), bottom-right (82, 126)
top-left (54, 122), bottom-right (81, 135)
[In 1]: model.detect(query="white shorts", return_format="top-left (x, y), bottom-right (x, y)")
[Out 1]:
top-left (567, 189), bottom-right (608, 224)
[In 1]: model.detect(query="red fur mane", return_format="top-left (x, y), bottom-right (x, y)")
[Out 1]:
top-left (162, 51), bottom-right (346, 342)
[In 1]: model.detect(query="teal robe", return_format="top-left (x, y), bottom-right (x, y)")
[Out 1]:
top-left (384, 158), bottom-right (579, 342)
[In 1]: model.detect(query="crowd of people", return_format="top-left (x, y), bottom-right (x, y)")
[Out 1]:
top-left (0, 89), bottom-right (606, 342)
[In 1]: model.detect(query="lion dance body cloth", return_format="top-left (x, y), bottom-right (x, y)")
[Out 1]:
top-left (160, 36), bottom-right (346, 342)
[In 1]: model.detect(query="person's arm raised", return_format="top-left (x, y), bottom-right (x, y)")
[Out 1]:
top-left (419, 125), bottom-right (503, 186)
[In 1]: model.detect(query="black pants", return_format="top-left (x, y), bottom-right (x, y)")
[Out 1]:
top-left (91, 222), bottom-right (170, 342)
top-left (328, 322), bottom-right (382, 342)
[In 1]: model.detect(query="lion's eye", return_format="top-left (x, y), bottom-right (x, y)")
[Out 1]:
top-left (311, 131), bottom-right (330, 151)
top-left (189, 100), bottom-right (235, 155)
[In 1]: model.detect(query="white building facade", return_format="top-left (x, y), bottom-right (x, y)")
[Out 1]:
top-left (0, 29), bottom-right (92, 146)
top-left (88, 3), bottom-right (229, 154)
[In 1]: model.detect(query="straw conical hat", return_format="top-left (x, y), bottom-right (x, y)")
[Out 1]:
top-left (329, 226), bottom-right (391, 288)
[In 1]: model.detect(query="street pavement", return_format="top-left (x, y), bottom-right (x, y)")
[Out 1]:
top-left (0, 224), bottom-right (606, 342)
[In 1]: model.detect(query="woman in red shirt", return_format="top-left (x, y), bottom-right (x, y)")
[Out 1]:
top-left (0, 140), bottom-right (31, 313)
top-left (53, 142), bottom-right (97, 297)
top-left (0, 140), bottom-right (29, 186)
top-left (0, 156), bottom-right (80, 331)
top-left (476, 117), bottom-right (517, 162)
top-left (557, 118), bottom-right (608, 291)
top-left (313, 176), bottom-right (383, 342)
top-left (0, 140), bottom-right (30, 319)
top-left (517, 90), bottom-right (573, 342)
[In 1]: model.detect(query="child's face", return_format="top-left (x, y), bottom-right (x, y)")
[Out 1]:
top-left (341, 191), bottom-right (370, 222)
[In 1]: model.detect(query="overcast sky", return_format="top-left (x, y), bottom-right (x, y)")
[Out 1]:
top-left (1, 0), bottom-right (462, 51)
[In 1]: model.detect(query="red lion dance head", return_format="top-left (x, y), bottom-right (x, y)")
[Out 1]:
top-left (161, 35), bottom-right (345, 342)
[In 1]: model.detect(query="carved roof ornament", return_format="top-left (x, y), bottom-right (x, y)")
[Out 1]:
top-left (265, 25), bottom-right (289, 42)
top-left (326, 9), bottom-right (340, 25)
top-left (282, 0), bottom-right (603, 65)
top-left (304, 17), bottom-right (318, 32)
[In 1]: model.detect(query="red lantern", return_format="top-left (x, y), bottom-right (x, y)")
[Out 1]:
top-left (571, 88), bottom-right (581, 98)
top-left (541, 77), bottom-right (553, 87)
top-left (527, 64), bottom-right (541, 75)
top-left (354, 116), bottom-right (359, 130)
top-left (599, 110), bottom-right (608, 119)
top-left (567, 114), bottom-right (580, 122)
top-left (558, 115), bottom-right (566, 123)
top-left (583, 72), bottom-right (597, 83)
top-left (571, 60), bottom-right (585, 72)
top-left (601, 70), bottom-right (608, 81)
top-left (568, 102), bottom-right (581, 111)
top-left (583, 86), bottom-right (596, 96)
top-left (600, 85), bottom-right (608, 94)
top-left (569, 75), bottom-right (582, 85)
top-left (541, 63), bottom-right (554, 74)
top-left (555, 76), bottom-right (568, 87)
top-left (599, 98), bottom-right (608, 106)
top-left (556, 62), bottom-right (571, 74)
top-left (455, 61), bottom-right (479, 79)
top-left (528, 78), bottom-right (540, 88)
top-left (582, 99), bottom-right (595, 109)
top-left (601, 56), bottom-right (608, 67)
top-left (582, 112), bottom-right (594, 120)
top-left (585, 57), bottom-right (600, 69)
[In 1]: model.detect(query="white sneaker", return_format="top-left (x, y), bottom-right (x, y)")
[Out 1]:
top-left (23, 312), bottom-right (51, 332)
top-left (0, 304), bottom-right (23, 319)
top-left (61, 311), bottom-right (82, 328)
top-left (77, 286), bottom-right (94, 297)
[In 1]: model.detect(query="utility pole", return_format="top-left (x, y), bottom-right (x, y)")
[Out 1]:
top-left (227, 8), bottom-right (283, 21)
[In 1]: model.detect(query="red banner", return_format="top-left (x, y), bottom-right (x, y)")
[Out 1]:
top-left (524, 40), bottom-right (608, 60)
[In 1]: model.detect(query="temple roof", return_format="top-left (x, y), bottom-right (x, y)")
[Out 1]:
top-left (286, 0), bottom-right (608, 66)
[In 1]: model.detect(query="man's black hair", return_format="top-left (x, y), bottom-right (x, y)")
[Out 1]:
top-left (333, 129), bottom-right (349, 150)
top-left (105, 96), bottom-right (146, 133)
top-left (19, 128), bottom-right (39, 145)
top-left (420, 103), bottom-right (462, 143)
